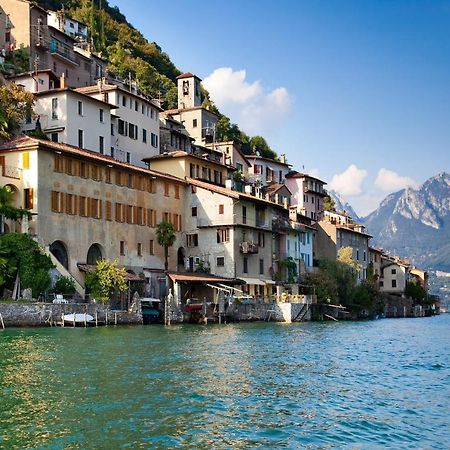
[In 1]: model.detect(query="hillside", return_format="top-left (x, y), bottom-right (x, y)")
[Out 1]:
top-left (363, 173), bottom-right (450, 271)
top-left (35, 0), bottom-right (278, 159)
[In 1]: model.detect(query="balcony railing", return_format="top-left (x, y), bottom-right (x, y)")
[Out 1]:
top-left (2, 165), bottom-right (21, 180)
top-left (197, 216), bottom-right (271, 229)
top-left (240, 241), bottom-right (259, 254)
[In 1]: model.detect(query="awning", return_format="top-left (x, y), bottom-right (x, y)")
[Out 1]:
top-left (77, 264), bottom-right (143, 281)
top-left (265, 280), bottom-right (276, 285)
top-left (168, 272), bottom-right (244, 285)
top-left (240, 277), bottom-right (266, 286)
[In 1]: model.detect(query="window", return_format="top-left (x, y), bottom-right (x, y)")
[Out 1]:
top-left (111, 123), bottom-right (115, 136)
top-left (80, 162), bottom-right (87, 178)
top-left (258, 232), bottom-right (265, 248)
top-left (99, 136), bottom-right (104, 154)
top-left (392, 279), bottom-right (397, 288)
top-left (217, 256), bottom-right (225, 267)
top-left (363, 251), bottom-right (366, 262)
top-left (259, 258), bottom-right (264, 275)
top-left (128, 123), bottom-right (138, 140)
top-left (236, 163), bottom-right (243, 172)
top-left (24, 188), bottom-right (33, 209)
top-left (243, 257), bottom-right (248, 274)
top-left (118, 119), bottom-right (127, 136)
top-left (135, 100), bottom-right (139, 112)
top-left (242, 206), bottom-right (247, 224)
top-left (22, 152), bottom-right (30, 169)
top-left (127, 173), bottom-right (133, 188)
top-left (151, 133), bottom-right (158, 148)
top-left (126, 152), bottom-right (131, 163)
top-left (51, 98), bottom-right (58, 119)
top-left (105, 201), bottom-right (112, 221)
top-left (122, 95), bottom-right (126, 107)
top-left (217, 228), bottom-right (230, 243)
top-left (137, 243), bottom-right (142, 256)
top-left (356, 250), bottom-right (359, 260)
top-left (253, 164), bottom-right (263, 175)
top-left (78, 129), bottom-right (84, 148)
top-left (105, 167), bottom-right (112, 184)
top-left (115, 203), bottom-right (123, 222)
top-left (137, 207), bottom-right (144, 225)
top-left (78, 196), bottom-right (87, 217)
top-left (147, 209), bottom-right (156, 227)
top-left (99, 109), bottom-right (104, 122)
top-left (51, 132), bottom-right (59, 142)
top-left (191, 206), bottom-right (197, 217)
top-left (126, 205), bottom-right (133, 224)
top-left (174, 185), bottom-right (180, 199)
top-left (149, 240), bottom-right (154, 255)
top-left (65, 193), bottom-right (76, 215)
top-left (193, 119), bottom-right (198, 128)
top-left (142, 128), bottom-right (147, 143)
top-left (90, 198), bottom-right (101, 219)
top-left (51, 191), bottom-right (63, 213)
top-left (219, 204), bottom-right (224, 214)
top-left (186, 234), bottom-right (198, 247)
top-left (78, 101), bottom-right (83, 116)
top-left (391, 268), bottom-right (397, 275)
top-left (120, 241), bottom-right (125, 255)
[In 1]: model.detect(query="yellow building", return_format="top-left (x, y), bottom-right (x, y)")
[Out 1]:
top-left (0, 135), bottom-right (186, 297)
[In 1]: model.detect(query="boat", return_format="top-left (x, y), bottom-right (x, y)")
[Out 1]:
top-left (63, 313), bottom-right (94, 324)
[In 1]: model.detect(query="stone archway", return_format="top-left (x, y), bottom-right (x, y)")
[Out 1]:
top-left (49, 240), bottom-right (69, 269)
top-left (87, 243), bottom-right (103, 265)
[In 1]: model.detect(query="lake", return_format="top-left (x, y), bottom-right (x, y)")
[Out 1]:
top-left (1, 315), bottom-right (449, 449)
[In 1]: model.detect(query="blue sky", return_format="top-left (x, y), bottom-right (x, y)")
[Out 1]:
top-left (111, 0), bottom-right (450, 215)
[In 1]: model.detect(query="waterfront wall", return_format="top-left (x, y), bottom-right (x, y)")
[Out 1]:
top-left (230, 301), bottom-right (312, 323)
top-left (0, 303), bottom-right (143, 327)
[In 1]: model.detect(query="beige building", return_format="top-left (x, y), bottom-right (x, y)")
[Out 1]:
top-left (380, 258), bottom-right (409, 294)
top-left (316, 210), bottom-right (371, 281)
top-left (247, 154), bottom-right (291, 187)
top-left (0, 135), bottom-right (186, 298)
top-left (145, 151), bottom-right (230, 187)
top-left (183, 178), bottom-right (279, 299)
top-left (206, 141), bottom-right (251, 175)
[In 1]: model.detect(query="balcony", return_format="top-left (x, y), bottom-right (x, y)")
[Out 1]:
top-left (2, 165), bottom-right (21, 180)
top-left (50, 41), bottom-right (79, 66)
top-left (240, 241), bottom-right (259, 254)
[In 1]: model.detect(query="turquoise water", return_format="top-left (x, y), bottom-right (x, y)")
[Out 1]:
top-left (1, 316), bottom-right (449, 449)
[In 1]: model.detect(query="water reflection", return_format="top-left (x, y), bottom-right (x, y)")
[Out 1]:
top-left (0, 317), bottom-right (449, 449)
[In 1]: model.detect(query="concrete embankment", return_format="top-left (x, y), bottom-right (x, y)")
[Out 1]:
top-left (229, 301), bottom-right (313, 323)
top-left (0, 302), bottom-right (142, 327)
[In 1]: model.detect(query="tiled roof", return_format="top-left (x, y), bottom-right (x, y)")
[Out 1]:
top-left (285, 170), bottom-right (327, 184)
top-left (168, 272), bottom-right (243, 284)
top-left (0, 135), bottom-right (186, 184)
top-left (265, 183), bottom-right (292, 195)
top-left (176, 72), bottom-right (201, 80)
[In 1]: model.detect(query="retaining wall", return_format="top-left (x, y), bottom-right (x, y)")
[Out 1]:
top-left (0, 302), bottom-right (142, 327)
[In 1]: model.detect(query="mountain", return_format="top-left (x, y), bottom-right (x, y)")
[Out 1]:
top-left (363, 172), bottom-right (450, 271)
top-left (328, 190), bottom-right (361, 222)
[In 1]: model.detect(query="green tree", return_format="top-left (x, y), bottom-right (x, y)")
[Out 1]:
top-left (405, 281), bottom-right (427, 303)
top-left (0, 84), bottom-right (34, 142)
top-left (0, 185), bottom-right (31, 234)
top-left (323, 194), bottom-right (336, 212)
top-left (0, 233), bottom-right (53, 297)
top-left (52, 276), bottom-right (76, 297)
top-left (337, 247), bottom-right (362, 274)
top-left (85, 259), bottom-right (127, 303)
top-left (249, 136), bottom-right (278, 159)
top-left (156, 220), bottom-right (176, 272)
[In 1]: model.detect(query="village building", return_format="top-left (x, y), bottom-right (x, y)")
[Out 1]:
top-left (164, 72), bottom-right (219, 147)
top-left (8, 69), bottom-right (59, 92)
top-left (246, 153), bottom-right (291, 187)
top-left (315, 210), bottom-right (371, 281)
top-left (47, 10), bottom-right (88, 41)
top-left (76, 80), bottom-right (162, 167)
top-left (285, 171), bottom-right (327, 222)
top-left (369, 246), bottom-right (384, 284)
top-left (159, 113), bottom-right (193, 153)
top-left (205, 141), bottom-right (251, 176)
top-left (0, 135), bottom-right (186, 299)
top-left (0, 0), bottom-right (105, 87)
top-left (380, 256), bottom-right (410, 294)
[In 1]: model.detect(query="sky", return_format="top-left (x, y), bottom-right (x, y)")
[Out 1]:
top-left (111, 0), bottom-right (450, 216)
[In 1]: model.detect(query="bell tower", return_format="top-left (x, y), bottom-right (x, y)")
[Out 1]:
top-left (177, 72), bottom-right (202, 109)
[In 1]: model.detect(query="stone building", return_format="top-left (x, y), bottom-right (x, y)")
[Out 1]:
top-left (0, 135), bottom-right (186, 298)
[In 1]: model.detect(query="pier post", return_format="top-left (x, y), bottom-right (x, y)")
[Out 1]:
top-left (0, 313), bottom-right (5, 329)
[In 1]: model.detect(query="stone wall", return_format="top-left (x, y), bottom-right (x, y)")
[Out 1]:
top-left (229, 301), bottom-right (312, 323)
top-left (0, 303), bottom-right (142, 327)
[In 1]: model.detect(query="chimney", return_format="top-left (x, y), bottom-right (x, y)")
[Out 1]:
top-left (280, 154), bottom-right (286, 164)
top-left (60, 73), bottom-right (66, 89)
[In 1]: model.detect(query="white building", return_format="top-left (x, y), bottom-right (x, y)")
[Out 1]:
top-left (285, 171), bottom-right (327, 222)
top-left (22, 87), bottom-right (113, 155)
top-left (8, 69), bottom-right (60, 93)
top-left (47, 10), bottom-right (88, 41)
top-left (165, 72), bottom-right (218, 147)
top-left (247, 154), bottom-right (291, 187)
top-left (76, 80), bottom-right (162, 167)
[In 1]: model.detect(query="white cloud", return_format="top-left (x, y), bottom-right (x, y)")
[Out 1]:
top-left (374, 168), bottom-right (419, 192)
top-left (328, 164), bottom-right (368, 196)
top-left (203, 67), bottom-right (292, 136)
top-left (203, 68), bottom-right (261, 105)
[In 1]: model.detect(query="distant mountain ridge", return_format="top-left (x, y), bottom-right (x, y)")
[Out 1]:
top-left (328, 190), bottom-right (361, 222)
top-left (363, 172), bottom-right (450, 271)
